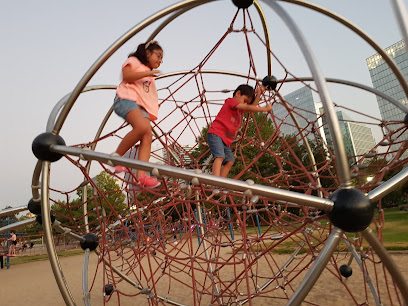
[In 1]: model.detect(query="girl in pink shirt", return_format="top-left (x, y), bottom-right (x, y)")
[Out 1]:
top-left (112, 41), bottom-right (163, 188)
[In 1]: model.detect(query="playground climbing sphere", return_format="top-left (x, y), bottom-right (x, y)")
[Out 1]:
top-left (31, 1), bottom-right (408, 305)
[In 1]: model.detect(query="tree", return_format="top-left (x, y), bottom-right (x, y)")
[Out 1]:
top-left (52, 171), bottom-right (127, 230)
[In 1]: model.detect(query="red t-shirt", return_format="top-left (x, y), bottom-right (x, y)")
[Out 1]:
top-left (208, 98), bottom-right (242, 146)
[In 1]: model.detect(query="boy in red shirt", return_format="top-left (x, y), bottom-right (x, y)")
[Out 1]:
top-left (207, 84), bottom-right (271, 177)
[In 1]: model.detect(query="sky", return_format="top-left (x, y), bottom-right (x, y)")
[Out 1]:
top-left (1, 0), bottom-right (407, 210)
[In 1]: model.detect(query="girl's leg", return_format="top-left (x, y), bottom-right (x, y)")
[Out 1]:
top-left (220, 161), bottom-right (234, 178)
top-left (135, 124), bottom-right (153, 178)
top-left (212, 157), bottom-right (224, 176)
top-left (115, 108), bottom-right (151, 156)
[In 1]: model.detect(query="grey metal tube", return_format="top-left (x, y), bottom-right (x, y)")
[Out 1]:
top-left (51, 0), bottom-right (215, 135)
top-left (343, 237), bottom-right (380, 305)
top-left (287, 227), bottom-right (343, 305)
top-left (0, 218), bottom-right (36, 234)
top-left (41, 162), bottom-right (76, 306)
top-left (390, 0), bottom-right (408, 54)
top-left (31, 160), bottom-right (42, 202)
top-left (46, 85), bottom-right (116, 133)
top-left (362, 227), bottom-right (408, 303)
top-left (50, 145), bottom-right (334, 211)
top-left (0, 206), bottom-right (28, 218)
top-left (254, 0), bottom-right (273, 75)
top-left (276, 0), bottom-right (408, 105)
top-left (82, 249), bottom-right (91, 306)
top-left (368, 166), bottom-right (408, 202)
top-left (263, 0), bottom-right (350, 187)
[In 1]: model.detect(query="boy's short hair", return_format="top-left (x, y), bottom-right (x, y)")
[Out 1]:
top-left (233, 84), bottom-right (255, 103)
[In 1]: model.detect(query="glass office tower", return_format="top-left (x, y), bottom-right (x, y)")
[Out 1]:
top-left (366, 40), bottom-right (408, 157)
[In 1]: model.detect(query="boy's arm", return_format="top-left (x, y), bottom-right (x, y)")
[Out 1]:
top-left (236, 103), bottom-right (272, 113)
top-left (251, 85), bottom-right (265, 106)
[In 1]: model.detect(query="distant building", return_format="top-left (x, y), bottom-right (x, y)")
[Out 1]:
top-left (366, 40), bottom-right (408, 157)
top-left (275, 86), bottom-right (323, 140)
top-left (277, 86), bottom-right (377, 165)
top-left (321, 110), bottom-right (377, 165)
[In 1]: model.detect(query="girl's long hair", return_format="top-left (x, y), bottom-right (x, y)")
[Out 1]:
top-left (129, 41), bottom-right (162, 66)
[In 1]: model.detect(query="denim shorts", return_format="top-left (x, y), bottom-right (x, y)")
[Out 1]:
top-left (207, 133), bottom-right (235, 163)
top-left (113, 95), bottom-right (149, 120)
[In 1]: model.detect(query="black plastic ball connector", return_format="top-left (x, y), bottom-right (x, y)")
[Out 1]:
top-left (327, 188), bottom-right (374, 232)
top-left (104, 284), bottom-right (114, 296)
top-left (262, 75), bottom-right (278, 90)
top-left (404, 113), bottom-right (408, 125)
top-left (36, 210), bottom-right (56, 225)
top-left (28, 198), bottom-right (41, 215)
top-left (339, 264), bottom-right (353, 278)
top-left (232, 0), bottom-right (253, 9)
top-left (80, 233), bottom-right (99, 251)
top-left (32, 132), bottom-right (66, 162)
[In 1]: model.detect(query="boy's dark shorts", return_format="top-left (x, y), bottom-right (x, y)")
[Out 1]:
top-left (207, 133), bottom-right (235, 164)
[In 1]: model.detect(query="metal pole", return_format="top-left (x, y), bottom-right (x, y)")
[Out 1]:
top-left (362, 227), bottom-right (408, 303)
top-left (287, 227), bottom-right (343, 305)
top-left (41, 162), bottom-right (76, 306)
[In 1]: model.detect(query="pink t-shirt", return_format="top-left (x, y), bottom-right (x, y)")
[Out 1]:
top-left (208, 98), bottom-right (242, 146)
top-left (116, 57), bottom-right (158, 121)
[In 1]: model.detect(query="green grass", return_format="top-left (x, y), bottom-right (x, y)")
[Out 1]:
top-left (375, 207), bottom-right (408, 250)
top-left (6, 248), bottom-right (84, 265)
top-left (239, 208), bottom-right (408, 253)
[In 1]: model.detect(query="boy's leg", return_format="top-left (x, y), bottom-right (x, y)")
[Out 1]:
top-left (220, 161), bottom-right (234, 178)
top-left (220, 146), bottom-right (235, 178)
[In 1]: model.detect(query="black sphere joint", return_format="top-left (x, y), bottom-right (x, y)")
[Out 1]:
top-left (36, 210), bottom-right (56, 225)
top-left (404, 113), bottom-right (408, 125)
top-left (28, 198), bottom-right (41, 215)
top-left (232, 0), bottom-right (253, 9)
top-left (80, 233), bottom-right (99, 251)
top-left (327, 188), bottom-right (374, 232)
top-left (104, 284), bottom-right (114, 296)
top-left (262, 75), bottom-right (278, 90)
top-left (32, 132), bottom-right (65, 162)
top-left (339, 264), bottom-right (353, 278)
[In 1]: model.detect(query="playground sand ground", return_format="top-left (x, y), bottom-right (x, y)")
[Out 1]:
top-left (0, 249), bottom-right (407, 305)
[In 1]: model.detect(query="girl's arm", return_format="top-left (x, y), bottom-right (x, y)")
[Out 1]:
top-left (122, 66), bottom-right (161, 82)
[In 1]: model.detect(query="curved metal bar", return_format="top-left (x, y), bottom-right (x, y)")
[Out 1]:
top-left (31, 160), bottom-right (42, 202)
top-left (285, 77), bottom-right (407, 113)
top-left (276, 0), bottom-right (408, 111)
top-left (368, 166), bottom-right (408, 202)
top-left (51, 0), bottom-right (215, 136)
top-left (49, 145), bottom-right (334, 211)
top-left (262, 0), bottom-right (351, 187)
top-left (362, 227), bottom-right (408, 304)
top-left (0, 206), bottom-right (28, 218)
top-left (0, 218), bottom-right (36, 234)
top-left (41, 162), bottom-right (76, 306)
top-left (46, 85), bottom-right (117, 133)
top-left (391, 0), bottom-right (408, 54)
top-left (342, 237), bottom-right (380, 305)
top-left (146, 3), bottom-right (205, 42)
top-left (254, 0), bottom-right (273, 75)
top-left (287, 227), bottom-right (343, 305)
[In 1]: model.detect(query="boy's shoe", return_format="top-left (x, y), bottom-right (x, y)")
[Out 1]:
top-left (138, 174), bottom-right (161, 188)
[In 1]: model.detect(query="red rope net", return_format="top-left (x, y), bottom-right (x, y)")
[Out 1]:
top-left (46, 8), bottom-right (407, 305)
